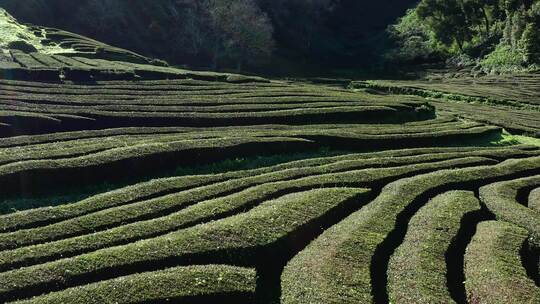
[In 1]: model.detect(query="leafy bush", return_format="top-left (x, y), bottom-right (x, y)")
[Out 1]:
top-left (480, 44), bottom-right (524, 73)
top-left (385, 9), bottom-right (444, 63)
top-left (399, 0), bottom-right (540, 71)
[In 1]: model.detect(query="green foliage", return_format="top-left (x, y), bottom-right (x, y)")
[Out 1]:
top-left (351, 77), bottom-right (540, 138)
top-left (480, 44), bottom-right (524, 71)
top-left (0, 187), bottom-right (368, 301)
top-left (388, 191), bottom-right (482, 303)
top-left (519, 22), bottom-right (540, 63)
top-left (281, 155), bottom-right (540, 303)
top-left (385, 9), bottom-right (444, 62)
top-left (389, 0), bottom-right (540, 72)
top-left (480, 175), bottom-right (540, 246)
top-left (530, 188), bottom-right (540, 211)
top-left (12, 265), bottom-right (257, 304)
top-left (206, 0), bottom-right (274, 70)
top-left (1, 0), bottom-right (423, 71)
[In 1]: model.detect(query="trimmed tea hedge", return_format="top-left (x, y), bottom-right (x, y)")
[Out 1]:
top-left (480, 175), bottom-right (540, 246)
top-left (2, 145), bottom-right (531, 230)
top-left (0, 187), bottom-right (369, 301)
top-left (0, 136), bottom-right (316, 196)
top-left (10, 265), bottom-right (257, 304)
top-left (387, 191), bottom-right (482, 304)
top-left (530, 188), bottom-right (540, 212)
top-left (0, 156), bottom-right (501, 270)
top-left (281, 156), bottom-right (540, 303)
top-left (464, 221), bottom-right (540, 304)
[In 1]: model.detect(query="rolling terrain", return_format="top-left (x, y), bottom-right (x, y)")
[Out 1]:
top-left (1, 9), bottom-right (539, 304)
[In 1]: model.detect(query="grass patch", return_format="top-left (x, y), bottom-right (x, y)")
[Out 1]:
top-left (0, 9), bottom-right (42, 54)
top-left (497, 133), bottom-right (540, 147)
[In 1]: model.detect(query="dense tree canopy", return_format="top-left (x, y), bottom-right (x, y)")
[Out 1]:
top-left (388, 0), bottom-right (540, 70)
top-left (0, 0), bottom-right (417, 73)
top-left (2, 0), bottom-right (536, 73)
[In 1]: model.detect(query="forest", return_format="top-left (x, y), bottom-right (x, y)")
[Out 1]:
top-left (1, 0), bottom-right (538, 74)
top-left (3, 0), bottom-right (538, 75)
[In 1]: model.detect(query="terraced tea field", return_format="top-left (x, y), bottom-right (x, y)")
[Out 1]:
top-left (0, 73), bottom-right (539, 303)
top-left (352, 75), bottom-right (540, 138)
top-left (1, 9), bottom-right (540, 304)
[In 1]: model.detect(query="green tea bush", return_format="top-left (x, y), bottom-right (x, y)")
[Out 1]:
top-left (465, 221), bottom-right (540, 304)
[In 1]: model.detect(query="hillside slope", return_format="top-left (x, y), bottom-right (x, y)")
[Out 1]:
top-left (0, 7), bottom-right (540, 304)
top-left (0, 9), bottom-right (264, 82)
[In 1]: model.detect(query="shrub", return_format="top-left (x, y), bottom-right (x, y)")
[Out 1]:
top-left (0, 188), bottom-right (369, 302)
top-left (530, 188), bottom-right (540, 212)
top-left (519, 22), bottom-right (540, 64)
top-left (0, 154), bottom-right (520, 270)
top-left (480, 44), bottom-right (525, 73)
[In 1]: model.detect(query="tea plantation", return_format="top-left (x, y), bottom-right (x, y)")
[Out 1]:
top-left (1, 8), bottom-right (539, 304)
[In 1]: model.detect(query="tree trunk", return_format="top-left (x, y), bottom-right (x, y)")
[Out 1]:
top-left (212, 41), bottom-right (220, 70)
top-left (236, 58), bottom-right (243, 72)
top-left (456, 38), bottom-right (464, 52)
top-left (482, 7), bottom-right (490, 36)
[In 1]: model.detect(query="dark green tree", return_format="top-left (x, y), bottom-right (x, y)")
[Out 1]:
top-left (417, 0), bottom-right (472, 51)
top-left (519, 22), bottom-right (540, 63)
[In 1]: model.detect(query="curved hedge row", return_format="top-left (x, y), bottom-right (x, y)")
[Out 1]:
top-left (280, 156), bottom-right (540, 303)
top-left (0, 187), bottom-right (369, 302)
top-left (0, 129), bottom-right (538, 302)
top-left (480, 175), bottom-right (540, 246)
top-left (1, 145), bottom-right (524, 230)
top-left (387, 191), bottom-right (482, 304)
top-left (352, 79), bottom-right (540, 137)
top-left (0, 136), bottom-right (316, 196)
top-left (465, 221), bottom-right (540, 304)
top-left (0, 156), bottom-right (502, 271)
top-left (1, 148), bottom-right (532, 245)
top-left (10, 265), bottom-right (257, 304)
top-left (0, 77), bottom-right (438, 135)
top-left (530, 188), bottom-right (540, 212)
top-left (0, 117), bottom-right (469, 149)
top-left (0, 119), bottom-right (516, 197)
